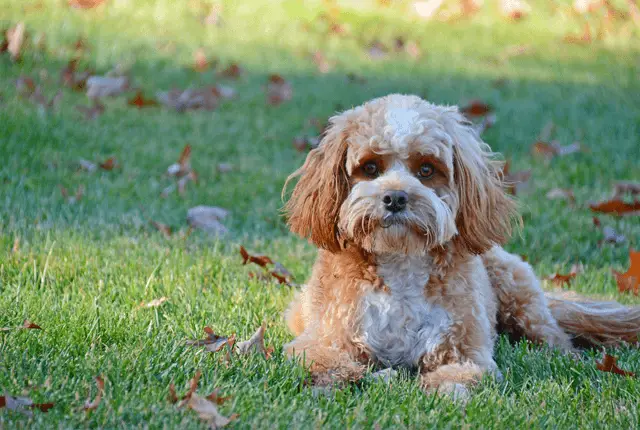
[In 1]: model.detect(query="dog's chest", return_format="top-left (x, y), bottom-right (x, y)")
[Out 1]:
top-left (358, 254), bottom-right (451, 368)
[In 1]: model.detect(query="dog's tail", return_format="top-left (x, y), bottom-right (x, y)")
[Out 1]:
top-left (546, 291), bottom-right (640, 347)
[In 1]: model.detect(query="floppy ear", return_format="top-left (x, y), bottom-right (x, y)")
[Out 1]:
top-left (445, 113), bottom-right (518, 255)
top-left (283, 117), bottom-right (350, 253)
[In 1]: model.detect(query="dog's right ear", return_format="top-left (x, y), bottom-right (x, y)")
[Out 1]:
top-left (283, 116), bottom-right (351, 253)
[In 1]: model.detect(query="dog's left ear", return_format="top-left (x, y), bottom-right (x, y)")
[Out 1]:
top-left (445, 112), bottom-right (517, 255)
top-left (283, 115), bottom-right (351, 253)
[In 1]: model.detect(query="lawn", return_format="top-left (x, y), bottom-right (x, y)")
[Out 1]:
top-left (1, 0), bottom-right (639, 428)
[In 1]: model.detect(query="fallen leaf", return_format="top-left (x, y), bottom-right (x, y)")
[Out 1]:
top-left (1, 319), bottom-right (43, 332)
top-left (76, 100), bottom-right (105, 120)
top-left (531, 141), bottom-right (585, 159)
top-left (266, 74), bottom-right (293, 106)
top-left (157, 87), bottom-right (221, 112)
top-left (613, 181), bottom-right (640, 197)
top-left (78, 159), bottom-right (97, 172)
top-left (194, 48), bottom-right (209, 72)
top-left (589, 199), bottom-right (640, 216)
top-left (0, 394), bottom-right (54, 415)
top-left (187, 328), bottom-right (233, 353)
top-left (167, 144), bottom-right (192, 178)
top-left (127, 91), bottom-right (158, 108)
top-left (86, 76), bottom-right (129, 99)
top-left (593, 216), bottom-right (601, 227)
top-left (187, 393), bottom-right (235, 428)
top-left (564, 22), bottom-right (592, 44)
top-left (98, 157), bottom-right (117, 170)
top-left (140, 297), bottom-right (168, 308)
top-left (460, 100), bottom-right (492, 118)
top-left (61, 59), bottom-right (92, 91)
top-left (613, 249), bottom-right (640, 295)
top-left (236, 322), bottom-right (269, 357)
top-left (168, 383), bottom-right (179, 404)
top-left (206, 389), bottom-right (231, 405)
top-left (60, 184), bottom-right (84, 203)
top-left (500, 0), bottom-right (531, 20)
top-left (602, 226), bottom-right (625, 245)
top-left (218, 63), bottom-right (242, 79)
top-left (546, 188), bottom-right (575, 203)
top-left (187, 206), bottom-right (229, 235)
top-left (12, 237), bottom-right (20, 253)
top-left (312, 51), bottom-right (332, 73)
top-left (596, 353), bottom-right (635, 377)
top-left (502, 161), bottom-right (531, 195)
top-left (248, 271), bottom-right (271, 282)
top-left (7, 22), bottom-right (25, 62)
top-left (239, 246), bottom-right (273, 267)
top-left (84, 376), bottom-right (104, 411)
top-left (150, 221), bottom-right (172, 239)
top-left (16, 75), bottom-right (36, 97)
top-left (367, 41), bottom-right (388, 60)
top-left (544, 272), bottom-right (577, 287)
top-left (68, 0), bottom-right (106, 9)
top-left (292, 135), bottom-right (320, 152)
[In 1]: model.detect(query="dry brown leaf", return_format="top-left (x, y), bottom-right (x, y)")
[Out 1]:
top-left (596, 353), bottom-right (635, 377)
top-left (157, 87), bottom-right (220, 112)
top-left (61, 59), bottom-right (92, 91)
top-left (194, 48), bottom-right (209, 72)
top-left (312, 51), bottom-right (332, 73)
top-left (460, 100), bottom-right (492, 118)
top-left (218, 63), bottom-right (242, 79)
top-left (1, 319), bottom-right (43, 332)
top-left (187, 206), bottom-right (229, 235)
top-left (7, 22), bottom-right (25, 62)
top-left (502, 161), bottom-right (531, 196)
top-left (84, 376), bottom-right (104, 411)
top-left (564, 22), bottom-right (592, 44)
top-left (614, 181), bottom-right (640, 197)
top-left (601, 226), bottom-right (625, 245)
top-left (78, 159), bottom-right (97, 172)
top-left (266, 74), bottom-right (293, 106)
top-left (248, 271), bottom-right (271, 282)
top-left (69, 0), bottom-right (107, 8)
top-left (613, 249), bottom-right (640, 295)
top-left (127, 91), bottom-right (158, 108)
top-left (292, 136), bottom-right (320, 152)
top-left (168, 383), bottom-right (179, 404)
top-left (140, 297), bottom-right (168, 308)
top-left (0, 394), bottom-right (54, 416)
top-left (546, 188), bottom-right (575, 203)
top-left (500, 0), bottom-right (531, 20)
top-left (76, 100), bottom-right (105, 120)
top-left (187, 393), bottom-right (235, 428)
top-left (12, 237), bottom-right (20, 253)
top-left (544, 264), bottom-right (582, 287)
top-left (589, 198), bottom-right (640, 216)
top-left (98, 157), bottom-right (117, 170)
top-left (206, 389), bottom-right (231, 405)
top-left (187, 328), bottom-right (233, 353)
top-left (86, 76), bottom-right (129, 99)
top-left (150, 221), bottom-right (172, 239)
top-left (167, 144), bottom-right (192, 178)
top-left (239, 246), bottom-right (273, 267)
top-left (531, 141), bottom-right (585, 159)
top-left (236, 323), bottom-right (269, 357)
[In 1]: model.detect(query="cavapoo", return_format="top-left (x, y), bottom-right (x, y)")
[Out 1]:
top-left (282, 94), bottom-right (640, 397)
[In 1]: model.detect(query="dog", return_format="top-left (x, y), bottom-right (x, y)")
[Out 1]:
top-left (282, 94), bottom-right (640, 397)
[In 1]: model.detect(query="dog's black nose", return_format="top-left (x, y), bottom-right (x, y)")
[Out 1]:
top-left (382, 190), bottom-right (408, 213)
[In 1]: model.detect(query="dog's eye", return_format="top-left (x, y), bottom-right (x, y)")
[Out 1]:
top-left (362, 161), bottom-right (379, 177)
top-left (418, 163), bottom-right (435, 179)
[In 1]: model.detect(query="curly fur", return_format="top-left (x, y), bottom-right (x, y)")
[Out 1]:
top-left (283, 94), bottom-right (640, 397)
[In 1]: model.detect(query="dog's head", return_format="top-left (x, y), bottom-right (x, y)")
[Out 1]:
top-left (284, 94), bottom-right (517, 256)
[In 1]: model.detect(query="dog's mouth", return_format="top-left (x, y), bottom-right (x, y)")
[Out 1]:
top-left (381, 213), bottom-right (406, 228)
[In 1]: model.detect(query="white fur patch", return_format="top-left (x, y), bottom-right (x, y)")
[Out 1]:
top-left (357, 254), bottom-right (451, 368)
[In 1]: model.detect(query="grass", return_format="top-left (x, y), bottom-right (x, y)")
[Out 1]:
top-left (1, 0), bottom-right (639, 427)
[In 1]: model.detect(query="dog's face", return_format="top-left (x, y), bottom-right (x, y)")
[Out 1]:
top-left (285, 94), bottom-right (516, 256)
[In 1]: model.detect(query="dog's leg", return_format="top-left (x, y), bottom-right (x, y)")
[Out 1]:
top-left (285, 332), bottom-right (366, 387)
top-left (482, 246), bottom-right (573, 351)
